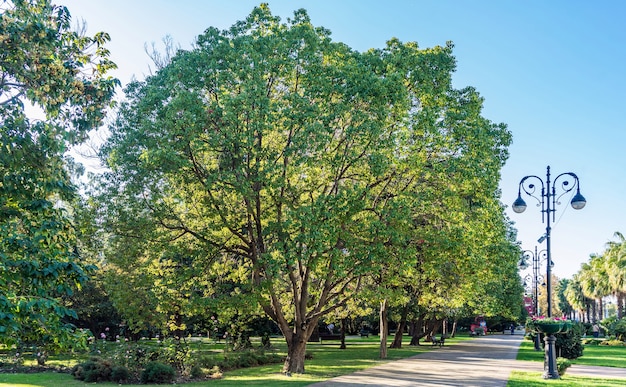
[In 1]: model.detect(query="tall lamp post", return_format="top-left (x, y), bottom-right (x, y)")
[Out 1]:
top-left (512, 165), bottom-right (586, 379)
top-left (519, 246), bottom-right (547, 350)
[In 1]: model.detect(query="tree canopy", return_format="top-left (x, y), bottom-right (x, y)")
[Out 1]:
top-left (96, 4), bottom-right (516, 373)
top-left (0, 0), bottom-right (118, 353)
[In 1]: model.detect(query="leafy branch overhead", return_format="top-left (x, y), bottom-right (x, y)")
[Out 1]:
top-left (0, 0), bottom-right (118, 351)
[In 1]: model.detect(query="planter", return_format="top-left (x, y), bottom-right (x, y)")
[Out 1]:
top-left (534, 322), bottom-right (564, 334)
top-left (562, 321), bottom-right (573, 333)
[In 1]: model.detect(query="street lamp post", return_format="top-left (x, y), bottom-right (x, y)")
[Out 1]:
top-left (512, 165), bottom-right (586, 379)
top-left (520, 247), bottom-right (547, 350)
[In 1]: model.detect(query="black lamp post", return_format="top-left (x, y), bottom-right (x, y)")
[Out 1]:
top-left (519, 247), bottom-right (547, 350)
top-left (520, 247), bottom-right (549, 316)
top-left (512, 165), bottom-right (586, 379)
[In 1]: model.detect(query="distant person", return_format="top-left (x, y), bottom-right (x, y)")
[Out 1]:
top-left (510, 324), bottom-right (515, 335)
top-left (592, 323), bottom-right (600, 338)
top-left (327, 323), bottom-right (335, 334)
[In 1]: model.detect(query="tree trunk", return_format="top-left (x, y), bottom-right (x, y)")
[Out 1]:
top-left (340, 318), bottom-right (347, 349)
top-left (598, 299), bottom-right (603, 321)
top-left (379, 299), bottom-right (388, 359)
top-left (274, 308), bottom-right (319, 374)
top-left (428, 319), bottom-right (440, 339)
top-left (390, 307), bottom-right (408, 349)
top-left (410, 317), bottom-right (438, 345)
top-left (282, 333), bottom-right (308, 374)
top-left (451, 319), bottom-right (458, 338)
top-left (409, 315), bottom-right (425, 346)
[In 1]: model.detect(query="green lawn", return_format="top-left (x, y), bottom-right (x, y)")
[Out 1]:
top-left (516, 338), bottom-right (626, 368)
top-left (507, 371), bottom-right (626, 387)
top-left (511, 337), bottom-right (626, 387)
top-left (0, 335), bottom-right (461, 387)
top-left (3, 335), bottom-right (624, 387)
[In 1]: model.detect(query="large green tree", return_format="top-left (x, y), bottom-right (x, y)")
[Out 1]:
top-left (98, 5), bottom-right (511, 373)
top-left (0, 0), bottom-right (117, 357)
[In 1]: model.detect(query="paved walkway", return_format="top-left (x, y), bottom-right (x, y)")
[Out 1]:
top-left (309, 332), bottom-right (626, 386)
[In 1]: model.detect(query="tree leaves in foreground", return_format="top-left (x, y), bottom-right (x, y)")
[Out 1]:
top-left (98, 4), bottom-right (514, 373)
top-left (0, 0), bottom-right (118, 357)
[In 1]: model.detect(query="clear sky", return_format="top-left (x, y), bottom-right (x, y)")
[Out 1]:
top-left (60, 0), bottom-right (626, 280)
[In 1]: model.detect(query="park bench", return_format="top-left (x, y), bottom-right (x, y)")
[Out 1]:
top-left (431, 336), bottom-right (445, 347)
top-left (359, 329), bottom-right (370, 338)
top-left (318, 332), bottom-right (343, 343)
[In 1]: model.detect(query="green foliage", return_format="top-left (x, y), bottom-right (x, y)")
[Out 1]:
top-left (110, 365), bottom-right (130, 382)
top-left (71, 356), bottom-right (114, 382)
top-left (567, 232), bottom-right (626, 321)
top-left (0, 0), bottom-right (118, 351)
top-left (140, 361), bottom-right (176, 384)
top-left (602, 316), bottom-right (626, 341)
top-left (197, 349), bottom-right (283, 371)
top-left (581, 338), bottom-right (602, 345)
top-left (555, 321), bottom-right (584, 359)
top-left (556, 357), bottom-right (571, 375)
top-left (96, 3), bottom-right (512, 373)
top-left (190, 364), bottom-right (204, 378)
top-left (151, 338), bottom-right (191, 373)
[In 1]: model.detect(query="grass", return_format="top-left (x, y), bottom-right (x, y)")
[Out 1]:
top-left (512, 337), bottom-right (626, 386)
top-left (507, 371), bottom-right (626, 387)
top-left (516, 337), bottom-right (626, 368)
top-left (0, 334), bottom-right (460, 387)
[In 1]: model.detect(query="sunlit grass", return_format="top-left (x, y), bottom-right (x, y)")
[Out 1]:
top-left (507, 371), bottom-right (626, 387)
top-left (516, 337), bottom-right (626, 368)
top-left (570, 345), bottom-right (626, 368)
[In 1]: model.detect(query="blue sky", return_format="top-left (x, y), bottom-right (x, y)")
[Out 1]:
top-left (62, 0), bottom-right (626, 279)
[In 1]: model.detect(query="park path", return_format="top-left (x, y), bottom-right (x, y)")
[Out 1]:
top-left (309, 332), bottom-right (626, 386)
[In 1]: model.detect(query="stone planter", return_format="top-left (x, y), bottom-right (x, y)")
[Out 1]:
top-left (534, 322), bottom-right (564, 334)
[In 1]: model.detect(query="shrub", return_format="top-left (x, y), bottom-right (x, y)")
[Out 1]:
top-left (141, 361), bottom-right (176, 384)
top-left (555, 321), bottom-right (584, 359)
top-left (111, 365), bottom-right (130, 382)
top-left (602, 317), bottom-right (626, 341)
top-left (582, 338), bottom-right (603, 345)
top-left (190, 364), bottom-right (204, 379)
top-left (198, 355), bottom-right (217, 369)
top-left (71, 357), bottom-right (114, 382)
top-left (197, 349), bottom-right (283, 372)
top-left (556, 357), bottom-right (571, 375)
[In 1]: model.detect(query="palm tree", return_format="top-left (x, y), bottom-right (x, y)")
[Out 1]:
top-left (605, 232), bottom-right (626, 319)
top-left (578, 256), bottom-right (610, 322)
top-left (563, 275), bottom-right (587, 322)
